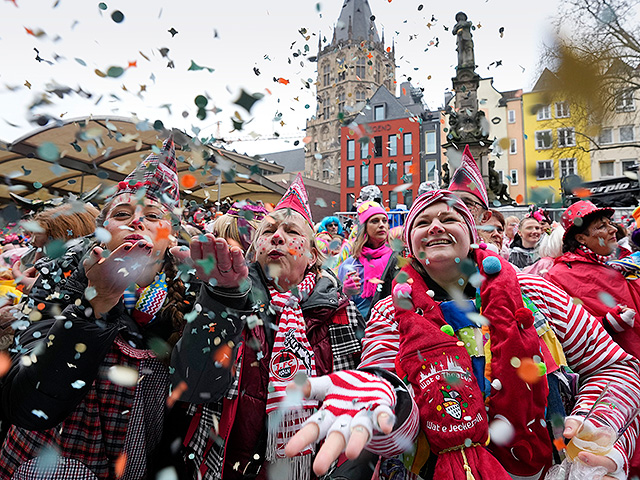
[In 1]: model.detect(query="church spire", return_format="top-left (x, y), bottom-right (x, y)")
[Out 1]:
top-left (333, 0), bottom-right (380, 45)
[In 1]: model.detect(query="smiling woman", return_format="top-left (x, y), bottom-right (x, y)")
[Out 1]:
top-left (337, 201), bottom-right (398, 320)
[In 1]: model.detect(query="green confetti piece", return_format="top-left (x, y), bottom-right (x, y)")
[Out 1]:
top-left (106, 66), bottom-right (124, 78)
top-left (111, 10), bottom-right (124, 23)
top-left (37, 142), bottom-right (59, 162)
top-left (45, 239), bottom-right (66, 259)
top-left (98, 2), bottom-right (107, 10)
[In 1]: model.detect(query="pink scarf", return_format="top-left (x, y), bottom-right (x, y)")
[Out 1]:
top-left (359, 244), bottom-right (393, 298)
top-left (266, 271), bottom-right (318, 479)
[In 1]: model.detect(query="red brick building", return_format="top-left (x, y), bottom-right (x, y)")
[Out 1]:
top-left (340, 85), bottom-right (438, 211)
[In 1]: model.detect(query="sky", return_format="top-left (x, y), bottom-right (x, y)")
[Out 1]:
top-left (0, 0), bottom-right (560, 157)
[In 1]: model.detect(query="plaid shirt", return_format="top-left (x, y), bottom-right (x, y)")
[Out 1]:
top-left (184, 300), bottom-right (362, 480)
top-left (0, 338), bottom-right (168, 480)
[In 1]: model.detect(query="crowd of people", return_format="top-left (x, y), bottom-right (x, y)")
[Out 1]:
top-left (0, 140), bottom-right (639, 480)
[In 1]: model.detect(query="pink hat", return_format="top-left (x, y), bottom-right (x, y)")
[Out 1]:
top-left (403, 190), bottom-right (479, 258)
top-left (273, 173), bottom-right (313, 224)
top-left (561, 200), bottom-right (614, 244)
top-left (114, 136), bottom-right (180, 207)
top-left (448, 144), bottom-right (489, 209)
top-left (357, 201), bottom-right (387, 225)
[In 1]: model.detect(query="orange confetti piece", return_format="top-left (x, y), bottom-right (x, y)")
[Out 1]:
top-left (127, 61), bottom-right (137, 68)
top-left (24, 27), bottom-right (35, 36)
top-left (37, 303), bottom-right (45, 311)
top-left (277, 78), bottom-right (290, 85)
top-left (516, 194), bottom-right (524, 204)
top-left (167, 381), bottom-right (188, 408)
top-left (155, 225), bottom-right (170, 241)
top-left (181, 174), bottom-right (197, 189)
top-left (386, 47), bottom-right (391, 52)
top-left (553, 437), bottom-right (566, 451)
top-left (63, 270), bottom-right (72, 278)
top-left (303, 136), bottom-right (312, 144)
top-left (0, 352), bottom-right (11, 377)
top-left (115, 453), bottom-right (127, 478)
top-left (573, 187), bottom-right (591, 198)
top-left (516, 358), bottom-right (542, 384)
top-left (265, 88), bottom-right (272, 95)
top-left (213, 344), bottom-right (232, 369)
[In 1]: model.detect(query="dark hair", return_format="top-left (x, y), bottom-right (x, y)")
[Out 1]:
top-left (158, 251), bottom-right (192, 348)
top-left (562, 213), bottom-right (610, 253)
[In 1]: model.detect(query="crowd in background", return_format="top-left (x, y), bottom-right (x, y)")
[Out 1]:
top-left (1, 141), bottom-right (640, 479)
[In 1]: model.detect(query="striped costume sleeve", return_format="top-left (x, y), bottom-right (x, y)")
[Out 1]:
top-left (518, 272), bottom-right (640, 477)
top-left (359, 296), bottom-right (399, 372)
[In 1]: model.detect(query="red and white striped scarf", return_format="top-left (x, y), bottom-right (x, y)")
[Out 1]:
top-left (577, 244), bottom-right (614, 265)
top-left (266, 271), bottom-right (318, 474)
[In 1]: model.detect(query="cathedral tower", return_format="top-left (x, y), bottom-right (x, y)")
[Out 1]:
top-left (304, 0), bottom-right (396, 185)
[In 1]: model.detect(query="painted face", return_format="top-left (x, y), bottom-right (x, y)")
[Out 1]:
top-left (479, 216), bottom-right (504, 250)
top-left (102, 193), bottom-right (174, 262)
top-left (255, 213), bottom-right (316, 291)
top-left (366, 214), bottom-right (389, 246)
top-left (410, 202), bottom-right (471, 270)
top-left (577, 216), bottom-right (618, 256)
top-left (520, 218), bottom-right (542, 248)
top-left (505, 218), bottom-right (519, 240)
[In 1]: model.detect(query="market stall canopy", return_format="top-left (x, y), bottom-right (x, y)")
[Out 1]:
top-left (0, 116), bottom-right (286, 208)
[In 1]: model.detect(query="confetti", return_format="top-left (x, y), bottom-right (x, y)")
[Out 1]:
top-left (115, 453), bottom-right (127, 478)
top-left (111, 10), bottom-right (125, 23)
top-left (107, 365), bottom-right (139, 387)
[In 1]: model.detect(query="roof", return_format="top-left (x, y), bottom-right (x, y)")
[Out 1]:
top-left (334, 0), bottom-right (380, 44)
top-left (0, 116), bottom-right (287, 207)
top-left (261, 148), bottom-right (305, 173)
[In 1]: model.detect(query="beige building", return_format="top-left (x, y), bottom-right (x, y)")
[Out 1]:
top-left (304, 0), bottom-right (396, 185)
top-left (591, 90), bottom-right (640, 180)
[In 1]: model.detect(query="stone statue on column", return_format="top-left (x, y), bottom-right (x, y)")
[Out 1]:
top-left (453, 12), bottom-right (475, 70)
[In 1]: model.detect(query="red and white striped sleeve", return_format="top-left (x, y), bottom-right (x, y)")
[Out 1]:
top-left (518, 272), bottom-right (640, 476)
top-left (359, 296), bottom-right (400, 372)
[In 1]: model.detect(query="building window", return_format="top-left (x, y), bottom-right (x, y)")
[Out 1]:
top-left (620, 125), bottom-right (635, 142)
top-left (360, 164), bottom-right (369, 186)
top-left (510, 169), bottom-right (519, 185)
top-left (388, 135), bottom-right (397, 156)
top-left (507, 109), bottom-right (516, 123)
top-left (555, 102), bottom-right (570, 118)
top-left (599, 128), bottom-right (613, 145)
top-left (557, 127), bottom-right (576, 148)
top-left (322, 160), bottom-right (331, 180)
top-left (537, 105), bottom-right (551, 120)
top-left (622, 159), bottom-right (637, 172)
top-left (389, 191), bottom-right (397, 209)
top-left (388, 161), bottom-right (397, 185)
top-left (403, 161), bottom-right (412, 182)
top-left (403, 189), bottom-right (413, 208)
top-left (374, 105), bottom-right (385, 121)
top-left (346, 194), bottom-right (354, 211)
top-left (375, 62), bottom-right (381, 83)
top-left (374, 164), bottom-right (383, 185)
top-left (425, 131), bottom-right (437, 154)
top-left (536, 160), bottom-right (554, 180)
top-left (426, 160), bottom-right (437, 182)
top-left (560, 158), bottom-right (577, 177)
top-left (313, 142), bottom-right (318, 152)
top-left (535, 130), bottom-right (552, 149)
top-left (600, 161), bottom-right (615, 178)
top-left (616, 89), bottom-right (635, 111)
top-left (356, 90), bottom-right (366, 102)
top-left (322, 97), bottom-right (330, 119)
top-left (323, 64), bottom-right (330, 87)
top-left (403, 132), bottom-right (413, 155)
top-left (347, 139), bottom-right (355, 160)
top-left (356, 58), bottom-right (366, 78)
top-left (360, 140), bottom-right (369, 159)
top-left (346, 166), bottom-right (355, 187)
top-left (373, 136), bottom-right (383, 157)
top-left (509, 138), bottom-right (517, 154)
top-left (338, 92), bottom-right (346, 113)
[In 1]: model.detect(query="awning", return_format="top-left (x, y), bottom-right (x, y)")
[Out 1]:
top-left (0, 116), bottom-right (286, 207)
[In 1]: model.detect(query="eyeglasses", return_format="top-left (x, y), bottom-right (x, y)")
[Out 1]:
top-left (461, 198), bottom-right (486, 211)
top-left (327, 223), bottom-right (338, 228)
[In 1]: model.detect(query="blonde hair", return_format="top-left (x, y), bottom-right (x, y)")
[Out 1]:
top-left (209, 213), bottom-right (258, 252)
top-left (247, 209), bottom-right (325, 275)
top-left (34, 203), bottom-right (99, 241)
top-left (538, 225), bottom-right (565, 259)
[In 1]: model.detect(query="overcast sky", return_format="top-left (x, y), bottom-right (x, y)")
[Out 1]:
top-left (0, 0), bottom-right (560, 156)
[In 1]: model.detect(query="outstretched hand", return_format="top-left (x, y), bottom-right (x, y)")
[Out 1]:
top-left (285, 370), bottom-right (396, 476)
top-left (83, 240), bottom-right (156, 316)
top-left (170, 234), bottom-right (248, 289)
top-left (563, 418), bottom-right (617, 478)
